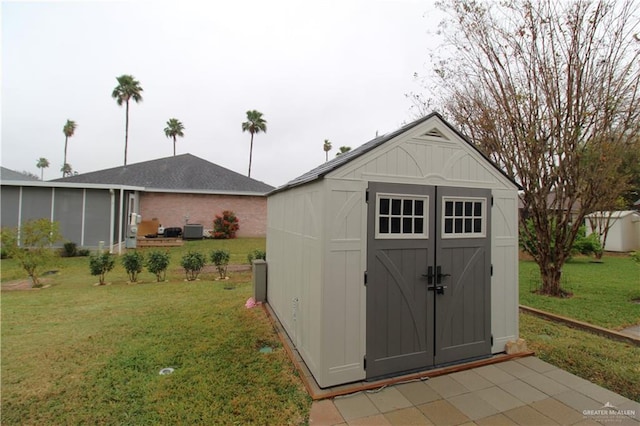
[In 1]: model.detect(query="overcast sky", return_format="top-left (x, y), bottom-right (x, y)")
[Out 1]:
top-left (2, 0), bottom-right (442, 187)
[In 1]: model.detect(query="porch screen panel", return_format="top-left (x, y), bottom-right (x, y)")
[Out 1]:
top-left (53, 188), bottom-right (83, 246)
top-left (83, 189), bottom-right (111, 247)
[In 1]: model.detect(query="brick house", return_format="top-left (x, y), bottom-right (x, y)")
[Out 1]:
top-left (56, 154), bottom-right (273, 238)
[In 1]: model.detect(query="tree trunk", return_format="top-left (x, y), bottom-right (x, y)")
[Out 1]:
top-left (173, 136), bottom-right (176, 156)
top-left (63, 136), bottom-right (68, 177)
top-left (124, 100), bottom-right (129, 166)
top-left (248, 132), bottom-right (254, 177)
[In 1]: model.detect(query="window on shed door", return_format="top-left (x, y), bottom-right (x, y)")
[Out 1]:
top-left (441, 197), bottom-right (486, 238)
top-left (375, 193), bottom-right (429, 239)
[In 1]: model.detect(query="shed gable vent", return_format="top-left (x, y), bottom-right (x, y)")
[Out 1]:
top-left (421, 128), bottom-right (448, 140)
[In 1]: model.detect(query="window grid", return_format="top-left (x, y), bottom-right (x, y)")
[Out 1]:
top-left (442, 197), bottom-right (486, 238)
top-left (376, 194), bottom-right (428, 239)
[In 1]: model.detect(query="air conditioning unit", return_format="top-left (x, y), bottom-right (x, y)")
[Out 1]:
top-left (183, 224), bottom-right (204, 240)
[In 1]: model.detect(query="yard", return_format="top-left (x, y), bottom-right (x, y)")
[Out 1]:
top-left (1, 241), bottom-right (638, 423)
top-left (1, 239), bottom-right (311, 425)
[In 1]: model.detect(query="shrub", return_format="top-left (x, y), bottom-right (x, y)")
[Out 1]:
top-left (247, 249), bottom-right (266, 264)
top-left (89, 252), bottom-right (115, 285)
top-left (146, 250), bottom-right (170, 282)
top-left (1, 219), bottom-right (63, 287)
top-left (572, 231), bottom-right (602, 257)
top-left (180, 251), bottom-right (206, 281)
top-left (210, 249), bottom-right (231, 279)
top-left (631, 251), bottom-right (640, 264)
top-left (212, 210), bottom-right (239, 239)
top-left (61, 242), bottom-right (77, 257)
top-left (122, 250), bottom-right (145, 282)
top-left (77, 248), bottom-right (91, 257)
top-left (520, 219), bottom-right (602, 258)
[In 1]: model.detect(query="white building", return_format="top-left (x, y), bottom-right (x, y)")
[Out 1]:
top-left (586, 210), bottom-right (640, 252)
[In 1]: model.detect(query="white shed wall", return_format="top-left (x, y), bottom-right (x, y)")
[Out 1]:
top-left (321, 179), bottom-right (368, 387)
top-left (586, 211), bottom-right (640, 252)
top-left (266, 180), bottom-right (324, 377)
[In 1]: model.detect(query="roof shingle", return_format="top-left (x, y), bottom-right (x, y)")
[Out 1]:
top-left (53, 154), bottom-right (274, 194)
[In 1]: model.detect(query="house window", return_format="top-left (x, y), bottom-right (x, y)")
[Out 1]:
top-left (442, 197), bottom-right (486, 238)
top-left (376, 193), bottom-right (428, 239)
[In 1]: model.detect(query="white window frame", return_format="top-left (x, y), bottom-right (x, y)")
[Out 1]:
top-left (441, 196), bottom-right (487, 239)
top-left (375, 193), bottom-right (429, 239)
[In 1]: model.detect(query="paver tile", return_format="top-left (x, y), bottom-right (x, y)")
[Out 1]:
top-left (503, 405), bottom-right (559, 425)
top-left (396, 380), bottom-right (441, 405)
top-left (617, 399), bottom-right (640, 421)
top-left (543, 368), bottom-right (593, 391)
top-left (519, 371), bottom-right (570, 395)
top-left (417, 399), bottom-right (471, 425)
top-left (573, 381), bottom-right (629, 406)
top-left (494, 360), bottom-right (537, 379)
top-left (450, 369), bottom-right (494, 391)
top-left (383, 407), bottom-right (432, 425)
top-left (530, 398), bottom-right (585, 425)
top-left (553, 390), bottom-right (602, 413)
top-left (498, 379), bottom-right (548, 404)
top-left (476, 386), bottom-right (525, 412)
top-left (473, 364), bottom-right (517, 385)
top-left (572, 420), bottom-right (603, 426)
top-left (309, 400), bottom-right (345, 426)
top-left (366, 387), bottom-right (413, 413)
top-left (448, 391), bottom-right (500, 420)
top-left (516, 357), bottom-right (557, 373)
top-left (426, 375), bottom-right (470, 398)
top-left (333, 393), bottom-right (380, 421)
top-left (475, 413), bottom-right (518, 426)
top-left (346, 414), bottom-right (391, 426)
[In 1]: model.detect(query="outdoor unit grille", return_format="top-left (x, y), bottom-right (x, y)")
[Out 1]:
top-left (183, 224), bottom-right (204, 240)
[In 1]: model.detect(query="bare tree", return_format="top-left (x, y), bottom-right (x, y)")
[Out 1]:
top-left (429, 0), bottom-right (640, 296)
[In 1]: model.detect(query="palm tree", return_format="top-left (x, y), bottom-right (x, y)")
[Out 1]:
top-left (36, 157), bottom-right (50, 180)
top-left (323, 139), bottom-right (332, 162)
top-left (164, 118), bottom-right (185, 156)
top-left (62, 119), bottom-right (77, 176)
top-left (111, 74), bottom-right (144, 166)
top-left (241, 110), bottom-right (267, 177)
top-left (60, 163), bottom-right (72, 176)
top-left (336, 146), bottom-right (351, 156)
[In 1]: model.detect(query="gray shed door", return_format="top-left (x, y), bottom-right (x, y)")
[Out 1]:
top-left (366, 182), bottom-right (491, 380)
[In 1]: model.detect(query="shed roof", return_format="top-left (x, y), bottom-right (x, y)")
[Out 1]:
top-left (270, 112), bottom-right (520, 195)
top-left (53, 154), bottom-right (274, 195)
top-left (585, 210), bottom-right (640, 219)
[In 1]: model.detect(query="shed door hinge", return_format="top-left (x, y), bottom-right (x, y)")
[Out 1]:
top-left (365, 190), bottom-right (369, 203)
top-left (491, 335), bottom-right (494, 346)
top-left (491, 196), bottom-right (494, 206)
top-left (363, 355), bottom-right (367, 370)
top-left (364, 271), bottom-right (367, 286)
top-left (490, 265), bottom-right (493, 276)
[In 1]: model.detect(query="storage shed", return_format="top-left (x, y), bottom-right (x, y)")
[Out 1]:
top-left (585, 211), bottom-right (640, 252)
top-left (266, 112), bottom-right (521, 388)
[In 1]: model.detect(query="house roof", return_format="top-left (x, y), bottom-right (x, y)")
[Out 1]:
top-left (53, 154), bottom-right (274, 195)
top-left (585, 210), bottom-right (640, 219)
top-left (270, 112), bottom-right (521, 195)
top-left (1, 166), bottom-right (39, 181)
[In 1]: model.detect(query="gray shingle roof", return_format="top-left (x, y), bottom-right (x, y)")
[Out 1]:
top-left (53, 154), bottom-right (274, 194)
top-left (270, 112), bottom-right (521, 195)
top-left (272, 114), bottom-right (437, 194)
top-left (1, 166), bottom-right (40, 181)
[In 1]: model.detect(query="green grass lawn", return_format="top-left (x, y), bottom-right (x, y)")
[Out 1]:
top-left (519, 254), bottom-right (640, 330)
top-left (2, 241), bottom-right (639, 423)
top-left (520, 312), bottom-right (640, 402)
top-left (1, 238), bottom-right (310, 425)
